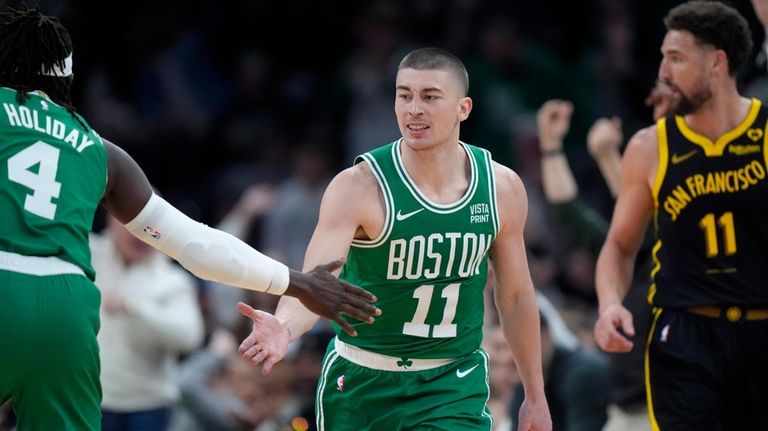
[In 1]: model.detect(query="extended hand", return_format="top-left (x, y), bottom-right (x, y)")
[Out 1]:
top-left (237, 303), bottom-right (289, 374)
top-left (286, 259), bottom-right (380, 337)
top-left (594, 303), bottom-right (635, 352)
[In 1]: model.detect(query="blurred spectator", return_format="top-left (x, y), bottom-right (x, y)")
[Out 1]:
top-left (170, 329), bottom-right (298, 431)
top-left (91, 216), bottom-right (205, 431)
top-left (204, 184), bottom-right (276, 332)
top-left (484, 324), bottom-right (518, 431)
top-left (262, 143), bottom-right (334, 269)
top-left (331, 1), bottom-right (403, 163)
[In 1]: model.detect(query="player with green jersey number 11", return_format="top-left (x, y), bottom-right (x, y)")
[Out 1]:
top-left (237, 47), bottom-right (552, 431)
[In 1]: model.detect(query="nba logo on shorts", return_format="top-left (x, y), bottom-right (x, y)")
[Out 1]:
top-left (660, 324), bottom-right (670, 342)
top-left (336, 375), bottom-right (345, 392)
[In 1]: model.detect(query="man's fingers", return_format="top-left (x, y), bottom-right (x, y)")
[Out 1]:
top-left (238, 335), bottom-right (258, 354)
top-left (334, 315), bottom-right (358, 337)
top-left (237, 302), bottom-right (261, 321)
top-left (344, 282), bottom-right (378, 303)
top-left (609, 331), bottom-right (634, 352)
top-left (342, 295), bottom-right (381, 318)
top-left (599, 326), bottom-right (633, 352)
top-left (249, 350), bottom-right (267, 365)
top-left (262, 357), bottom-right (276, 375)
top-left (241, 343), bottom-right (262, 358)
top-left (339, 302), bottom-right (377, 323)
top-left (621, 316), bottom-right (636, 337)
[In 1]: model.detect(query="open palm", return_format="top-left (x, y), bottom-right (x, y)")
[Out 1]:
top-left (236, 302), bottom-right (290, 374)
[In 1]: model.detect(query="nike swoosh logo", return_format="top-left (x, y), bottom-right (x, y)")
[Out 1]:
top-left (671, 149), bottom-right (698, 164)
top-left (456, 364), bottom-right (479, 378)
top-left (396, 208), bottom-right (424, 221)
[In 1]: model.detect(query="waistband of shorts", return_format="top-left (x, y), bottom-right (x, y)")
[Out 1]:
top-left (685, 305), bottom-right (768, 322)
top-left (333, 337), bottom-right (456, 372)
top-left (0, 250), bottom-right (85, 277)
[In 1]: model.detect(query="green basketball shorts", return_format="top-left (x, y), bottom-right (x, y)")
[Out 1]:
top-left (316, 337), bottom-right (492, 431)
top-left (0, 268), bottom-right (101, 431)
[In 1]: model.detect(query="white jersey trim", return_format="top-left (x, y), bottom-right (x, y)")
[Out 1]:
top-left (350, 153), bottom-right (395, 248)
top-left (333, 337), bottom-right (456, 372)
top-left (0, 249), bottom-right (85, 277)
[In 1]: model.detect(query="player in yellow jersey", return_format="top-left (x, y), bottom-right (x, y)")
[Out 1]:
top-left (594, 2), bottom-right (768, 429)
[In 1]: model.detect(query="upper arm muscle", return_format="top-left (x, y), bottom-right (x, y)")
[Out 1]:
top-left (101, 139), bottom-right (153, 223)
top-left (302, 163), bottom-right (384, 272)
top-left (604, 127), bottom-right (658, 255)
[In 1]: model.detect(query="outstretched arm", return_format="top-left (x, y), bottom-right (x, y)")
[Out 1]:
top-left (491, 164), bottom-right (552, 431)
top-left (100, 139), bottom-right (379, 327)
top-left (238, 162), bottom-right (384, 372)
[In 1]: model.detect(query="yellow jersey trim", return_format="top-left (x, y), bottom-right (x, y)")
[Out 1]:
top-left (652, 118), bottom-right (669, 205)
top-left (675, 98), bottom-right (762, 157)
top-left (645, 307), bottom-right (664, 431)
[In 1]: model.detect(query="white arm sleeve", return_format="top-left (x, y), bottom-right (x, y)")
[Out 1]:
top-left (124, 193), bottom-right (289, 295)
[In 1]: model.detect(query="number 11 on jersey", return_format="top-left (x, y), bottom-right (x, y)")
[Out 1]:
top-left (699, 211), bottom-right (736, 257)
top-left (403, 283), bottom-right (460, 338)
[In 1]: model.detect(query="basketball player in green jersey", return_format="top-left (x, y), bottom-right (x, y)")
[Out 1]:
top-left (0, 7), bottom-right (379, 431)
top-left (594, 2), bottom-right (768, 429)
top-left (238, 47), bottom-right (551, 430)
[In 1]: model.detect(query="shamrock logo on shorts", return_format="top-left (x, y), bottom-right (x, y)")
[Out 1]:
top-left (397, 358), bottom-right (413, 369)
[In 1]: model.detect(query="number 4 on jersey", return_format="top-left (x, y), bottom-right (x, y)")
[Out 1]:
top-left (7, 141), bottom-right (62, 220)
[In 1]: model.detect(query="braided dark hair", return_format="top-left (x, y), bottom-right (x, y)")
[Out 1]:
top-left (0, 6), bottom-right (87, 130)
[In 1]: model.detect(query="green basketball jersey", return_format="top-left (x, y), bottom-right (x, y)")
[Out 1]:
top-left (338, 139), bottom-right (500, 359)
top-left (0, 87), bottom-right (107, 280)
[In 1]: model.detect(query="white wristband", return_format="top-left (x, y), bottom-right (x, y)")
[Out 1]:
top-left (124, 193), bottom-right (289, 295)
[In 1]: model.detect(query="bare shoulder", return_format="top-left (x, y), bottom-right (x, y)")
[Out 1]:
top-left (326, 161), bottom-right (380, 201)
top-left (622, 124), bottom-right (659, 185)
top-left (624, 124), bottom-right (659, 160)
top-left (492, 161), bottom-right (527, 205)
top-left (491, 161), bottom-right (528, 231)
top-left (320, 160), bottom-right (386, 236)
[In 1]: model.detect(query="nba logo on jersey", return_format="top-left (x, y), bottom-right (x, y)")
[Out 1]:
top-left (143, 225), bottom-right (162, 239)
top-left (660, 324), bottom-right (670, 343)
top-left (336, 375), bottom-right (345, 392)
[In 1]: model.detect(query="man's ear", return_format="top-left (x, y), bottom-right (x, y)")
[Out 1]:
top-left (710, 49), bottom-right (729, 77)
top-left (458, 97), bottom-right (473, 122)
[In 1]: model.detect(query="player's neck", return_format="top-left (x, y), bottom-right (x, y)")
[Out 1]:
top-left (400, 140), bottom-right (470, 204)
top-left (684, 84), bottom-right (751, 141)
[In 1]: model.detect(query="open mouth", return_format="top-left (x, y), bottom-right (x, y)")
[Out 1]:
top-left (408, 124), bottom-right (429, 131)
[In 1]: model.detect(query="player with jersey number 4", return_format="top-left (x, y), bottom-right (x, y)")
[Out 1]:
top-left (0, 6), bottom-right (380, 431)
top-left (237, 47), bottom-right (551, 431)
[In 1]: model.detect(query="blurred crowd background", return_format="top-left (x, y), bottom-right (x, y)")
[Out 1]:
top-left (2, 0), bottom-right (767, 430)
